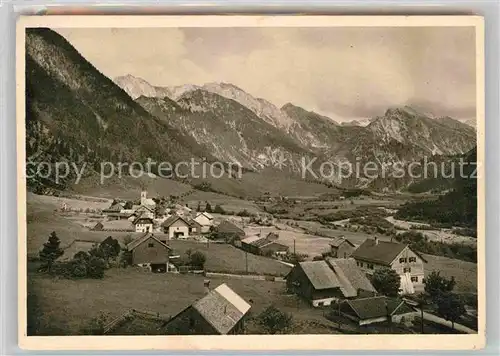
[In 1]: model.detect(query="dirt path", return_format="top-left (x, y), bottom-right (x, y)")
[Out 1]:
top-left (421, 311), bottom-right (476, 334)
top-left (205, 272), bottom-right (285, 282)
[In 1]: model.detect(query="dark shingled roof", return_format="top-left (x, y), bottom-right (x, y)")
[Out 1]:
top-left (161, 215), bottom-right (190, 228)
top-left (345, 297), bottom-right (415, 320)
top-left (351, 238), bottom-right (407, 266)
top-left (132, 217), bottom-right (154, 225)
top-left (103, 202), bottom-right (124, 212)
top-left (126, 233), bottom-right (171, 251)
top-left (216, 220), bottom-right (245, 237)
top-left (329, 236), bottom-right (355, 248)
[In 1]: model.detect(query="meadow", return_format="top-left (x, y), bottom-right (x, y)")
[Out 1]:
top-left (27, 267), bottom-right (330, 336)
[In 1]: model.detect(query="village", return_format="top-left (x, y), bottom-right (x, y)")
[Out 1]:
top-left (27, 187), bottom-right (478, 336)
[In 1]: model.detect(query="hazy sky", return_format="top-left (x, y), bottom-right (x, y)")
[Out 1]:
top-left (55, 27), bottom-right (476, 121)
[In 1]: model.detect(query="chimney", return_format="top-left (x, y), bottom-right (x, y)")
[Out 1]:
top-left (374, 236), bottom-right (379, 245)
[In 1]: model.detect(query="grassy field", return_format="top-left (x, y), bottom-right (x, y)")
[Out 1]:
top-left (182, 191), bottom-right (262, 214)
top-left (26, 201), bottom-right (141, 257)
top-left (168, 240), bottom-right (291, 276)
top-left (423, 254), bottom-right (477, 294)
top-left (72, 174), bottom-right (193, 200)
top-left (28, 267), bottom-right (328, 336)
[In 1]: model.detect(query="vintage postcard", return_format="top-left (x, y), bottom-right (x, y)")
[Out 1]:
top-left (17, 15), bottom-right (485, 350)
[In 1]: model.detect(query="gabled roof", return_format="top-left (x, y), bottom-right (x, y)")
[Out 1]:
top-left (329, 236), bottom-right (355, 248)
top-left (326, 258), bottom-right (376, 297)
top-left (134, 205), bottom-right (154, 212)
top-left (241, 235), bottom-right (261, 244)
top-left (299, 261), bottom-right (341, 290)
top-left (259, 241), bottom-right (289, 251)
top-left (192, 283), bottom-right (251, 334)
top-left (196, 212), bottom-right (214, 220)
top-left (188, 218), bottom-right (202, 228)
top-left (132, 217), bottom-right (154, 225)
top-left (216, 220), bottom-right (245, 236)
top-left (103, 202), bottom-right (124, 212)
top-left (106, 212), bottom-right (130, 218)
top-left (162, 215), bottom-right (190, 228)
top-left (345, 297), bottom-right (415, 320)
top-left (351, 238), bottom-right (407, 266)
top-left (126, 233), bottom-right (171, 251)
top-left (290, 258), bottom-right (375, 297)
top-left (241, 232), bottom-right (282, 249)
top-left (266, 232), bottom-right (279, 241)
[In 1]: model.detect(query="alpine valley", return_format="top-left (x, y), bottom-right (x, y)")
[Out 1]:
top-left (26, 28), bottom-right (476, 194)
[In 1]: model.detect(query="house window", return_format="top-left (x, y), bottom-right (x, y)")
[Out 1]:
top-left (411, 276), bottom-right (418, 282)
top-left (369, 264), bottom-right (374, 269)
top-left (409, 257), bottom-right (417, 263)
top-left (403, 267), bottom-right (411, 273)
top-left (399, 258), bottom-right (406, 263)
top-left (360, 262), bottom-right (364, 267)
top-left (343, 252), bottom-right (347, 258)
top-left (148, 242), bottom-right (154, 248)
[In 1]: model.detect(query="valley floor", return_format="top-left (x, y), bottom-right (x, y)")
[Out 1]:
top-left (25, 189), bottom-right (478, 335)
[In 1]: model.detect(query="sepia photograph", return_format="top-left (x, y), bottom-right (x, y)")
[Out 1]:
top-left (17, 15), bottom-right (485, 350)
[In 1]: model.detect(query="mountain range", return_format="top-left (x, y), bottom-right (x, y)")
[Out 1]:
top-left (25, 28), bottom-right (477, 192)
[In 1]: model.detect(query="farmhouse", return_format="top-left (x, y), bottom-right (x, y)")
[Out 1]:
top-left (131, 205), bottom-right (155, 219)
top-left (188, 219), bottom-right (203, 235)
top-left (329, 236), bottom-right (356, 259)
top-left (163, 283), bottom-right (251, 335)
top-left (285, 258), bottom-right (377, 307)
top-left (105, 212), bottom-right (130, 221)
top-left (172, 204), bottom-right (193, 218)
top-left (102, 202), bottom-right (125, 214)
top-left (92, 220), bottom-right (135, 232)
top-left (340, 296), bottom-right (417, 326)
top-left (215, 220), bottom-right (246, 243)
top-left (126, 233), bottom-right (172, 272)
top-left (133, 217), bottom-right (154, 233)
top-left (193, 212), bottom-right (214, 233)
top-left (351, 237), bottom-right (427, 294)
top-left (241, 232), bottom-right (289, 256)
top-left (162, 215), bottom-right (191, 239)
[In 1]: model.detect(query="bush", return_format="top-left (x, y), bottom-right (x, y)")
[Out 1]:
top-left (396, 231), bottom-right (477, 262)
top-left (87, 256), bottom-right (106, 279)
top-left (255, 305), bottom-right (293, 334)
top-left (189, 251), bottom-right (206, 269)
top-left (237, 209), bottom-right (254, 217)
top-left (213, 205), bottom-right (226, 214)
top-left (52, 252), bottom-right (106, 279)
top-left (371, 268), bottom-right (401, 297)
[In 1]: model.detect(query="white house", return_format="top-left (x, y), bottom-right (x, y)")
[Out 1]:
top-left (162, 215), bottom-right (191, 239)
top-left (194, 212), bottom-right (214, 233)
top-left (351, 237), bottom-right (427, 294)
top-left (133, 217), bottom-right (154, 233)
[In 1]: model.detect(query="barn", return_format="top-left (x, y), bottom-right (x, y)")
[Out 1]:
top-left (126, 233), bottom-right (172, 272)
top-left (163, 283), bottom-right (251, 335)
